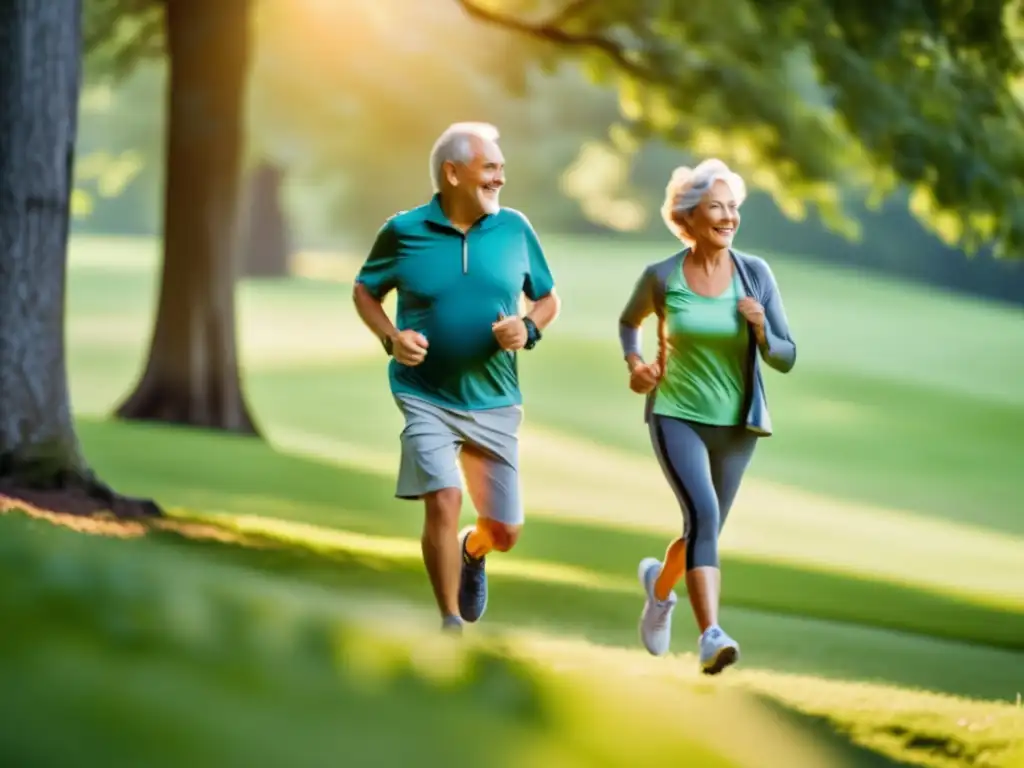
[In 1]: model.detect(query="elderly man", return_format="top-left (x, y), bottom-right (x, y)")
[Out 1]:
top-left (352, 122), bottom-right (560, 632)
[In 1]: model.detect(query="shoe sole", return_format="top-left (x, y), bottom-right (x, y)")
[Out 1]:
top-left (701, 645), bottom-right (739, 675)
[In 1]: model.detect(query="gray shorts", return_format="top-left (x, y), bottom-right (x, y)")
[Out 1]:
top-left (393, 393), bottom-right (524, 525)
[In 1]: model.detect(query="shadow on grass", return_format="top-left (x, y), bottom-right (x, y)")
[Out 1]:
top-left (144, 517), bottom-right (1024, 768)
top-left (79, 417), bottom-right (1024, 656)
top-left (246, 347), bottom-right (1024, 539)
top-left (137, 510), bottom-right (1024, 699)
top-left (0, 510), bottom-right (903, 768)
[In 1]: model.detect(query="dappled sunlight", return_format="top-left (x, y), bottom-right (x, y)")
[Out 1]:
top-left (54, 233), bottom-right (1024, 759)
top-left (5, 478), bottom-right (1023, 699)
top-left (266, 420), bottom-right (1024, 606)
top-left (510, 632), bottom-right (1024, 768)
top-left (521, 426), bottom-right (1024, 604)
top-left (0, 495), bottom-right (149, 539)
top-left (0, 495), bottom-right (287, 550)
top-left (514, 631), bottom-right (1023, 712)
top-left (723, 480), bottom-right (1024, 606)
top-left (67, 235), bottom-right (160, 272)
top-left (30, 0), bottom-right (1024, 754)
top-left (172, 509), bottom-right (633, 594)
top-left (2, 508), bottom-right (902, 768)
top-left (560, 142), bottom-right (648, 232)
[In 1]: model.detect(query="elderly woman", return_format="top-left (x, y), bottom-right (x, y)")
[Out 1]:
top-left (618, 159), bottom-right (797, 675)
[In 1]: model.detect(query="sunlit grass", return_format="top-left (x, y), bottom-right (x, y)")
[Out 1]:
top-left (264, 418), bottom-right (1024, 607)
top-left (175, 508), bottom-right (627, 594)
top-left (0, 509), bottom-right (885, 768)
top-left (75, 413), bottom-right (1024, 648)
top-left (76, 414), bottom-right (1024, 707)
top-left (513, 634), bottom-right (1024, 768)
top-left (64, 238), bottom-right (1024, 605)
top-left (64, 231), bottom-right (1024, 611)
top-left (3, 505), bottom-right (1022, 767)
top-left (58, 232), bottom-right (1024, 764)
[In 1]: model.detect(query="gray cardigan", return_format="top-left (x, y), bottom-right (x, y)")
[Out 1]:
top-left (618, 248), bottom-right (796, 436)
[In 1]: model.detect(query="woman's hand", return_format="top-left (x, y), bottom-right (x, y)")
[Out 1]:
top-left (738, 297), bottom-right (767, 344)
top-left (629, 360), bottom-right (662, 394)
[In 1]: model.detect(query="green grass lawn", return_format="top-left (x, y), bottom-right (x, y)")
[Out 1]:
top-left (7, 233), bottom-right (1020, 767)
top-left (0, 510), bottom-right (930, 768)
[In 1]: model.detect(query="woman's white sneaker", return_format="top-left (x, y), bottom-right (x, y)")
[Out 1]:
top-left (699, 625), bottom-right (740, 675)
top-left (638, 557), bottom-right (678, 656)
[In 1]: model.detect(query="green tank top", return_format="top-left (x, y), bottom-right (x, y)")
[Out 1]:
top-left (652, 259), bottom-right (749, 426)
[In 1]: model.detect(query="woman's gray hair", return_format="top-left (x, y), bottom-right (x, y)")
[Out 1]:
top-left (661, 159), bottom-right (747, 243)
top-left (429, 122), bottom-right (500, 192)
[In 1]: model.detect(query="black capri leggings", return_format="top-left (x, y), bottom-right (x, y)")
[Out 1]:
top-left (648, 414), bottom-right (758, 570)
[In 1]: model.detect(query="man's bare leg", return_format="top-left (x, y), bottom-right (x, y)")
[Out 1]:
top-left (422, 487), bottom-right (463, 628)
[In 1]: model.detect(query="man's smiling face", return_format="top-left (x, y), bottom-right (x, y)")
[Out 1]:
top-left (451, 135), bottom-right (505, 216)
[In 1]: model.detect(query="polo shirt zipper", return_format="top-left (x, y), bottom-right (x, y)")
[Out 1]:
top-left (462, 235), bottom-right (468, 274)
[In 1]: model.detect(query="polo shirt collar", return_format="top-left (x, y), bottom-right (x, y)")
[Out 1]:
top-left (425, 193), bottom-right (502, 232)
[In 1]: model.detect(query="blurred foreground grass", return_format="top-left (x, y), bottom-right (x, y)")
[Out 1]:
top-left (3, 507), bottom-right (1021, 768)
top-left (0, 511), bottom-right (886, 768)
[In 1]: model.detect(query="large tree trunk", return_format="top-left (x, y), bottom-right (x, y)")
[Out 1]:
top-left (237, 160), bottom-right (292, 278)
top-left (0, 0), bottom-right (158, 518)
top-left (115, 0), bottom-right (260, 435)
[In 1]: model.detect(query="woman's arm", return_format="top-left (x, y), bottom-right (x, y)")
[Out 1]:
top-left (756, 262), bottom-right (796, 373)
top-left (619, 267), bottom-right (656, 369)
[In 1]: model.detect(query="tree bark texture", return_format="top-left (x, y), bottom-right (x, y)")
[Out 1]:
top-left (116, 0), bottom-right (260, 435)
top-left (0, 0), bottom-right (85, 482)
top-left (0, 0), bottom-right (158, 517)
top-left (237, 160), bottom-right (292, 278)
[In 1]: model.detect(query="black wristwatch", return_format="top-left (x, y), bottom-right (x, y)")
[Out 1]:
top-left (382, 335), bottom-right (394, 356)
top-left (523, 317), bottom-right (541, 350)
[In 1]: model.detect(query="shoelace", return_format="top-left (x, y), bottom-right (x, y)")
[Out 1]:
top-left (651, 599), bottom-right (674, 629)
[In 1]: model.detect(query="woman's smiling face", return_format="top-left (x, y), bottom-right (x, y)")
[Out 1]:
top-left (680, 178), bottom-right (741, 249)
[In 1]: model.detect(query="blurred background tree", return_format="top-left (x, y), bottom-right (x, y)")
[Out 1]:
top-left (84, 0), bottom-right (262, 434)
top-left (78, 0), bottom-right (1024, 314)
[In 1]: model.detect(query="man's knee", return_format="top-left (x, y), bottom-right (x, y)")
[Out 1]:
top-left (424, 487), bottom-right (462, 526)
top-left (480, 518), bottom-right (520, 552)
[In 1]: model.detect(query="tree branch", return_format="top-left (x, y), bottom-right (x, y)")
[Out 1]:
top-left (549, 0), bottom-right (592, 27)
top-left (453, 0), bottom-right (656, 80)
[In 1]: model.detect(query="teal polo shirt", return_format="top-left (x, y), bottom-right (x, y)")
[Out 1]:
top-left (355, 194), bottom-right (556, 411)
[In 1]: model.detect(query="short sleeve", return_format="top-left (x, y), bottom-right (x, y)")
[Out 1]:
top-left (521, 218), bottom-right (555, 301)
top-left (619, 266), bottom-right (656, 328)
top-left (354, 219), bottom-right (400, 299)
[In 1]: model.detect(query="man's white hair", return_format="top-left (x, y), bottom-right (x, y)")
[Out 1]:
top-left (661, 159), bottom-right (747, 243)
top-left (429, 122), bottom-right (500, 193)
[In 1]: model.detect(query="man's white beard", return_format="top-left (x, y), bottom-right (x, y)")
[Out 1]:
top-left (480, 190), bottom-right (500, 214)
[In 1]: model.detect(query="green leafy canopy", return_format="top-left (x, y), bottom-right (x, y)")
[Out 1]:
top-left (455, 0), bottom-right (1024, 257)
top-left (83, 0), bottom-right (164, 81)
top-left (83, 0), bottom-right (1024, 256)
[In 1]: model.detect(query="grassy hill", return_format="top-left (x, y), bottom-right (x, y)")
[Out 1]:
top-left (2, 233), bottom-right (1019, 767)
